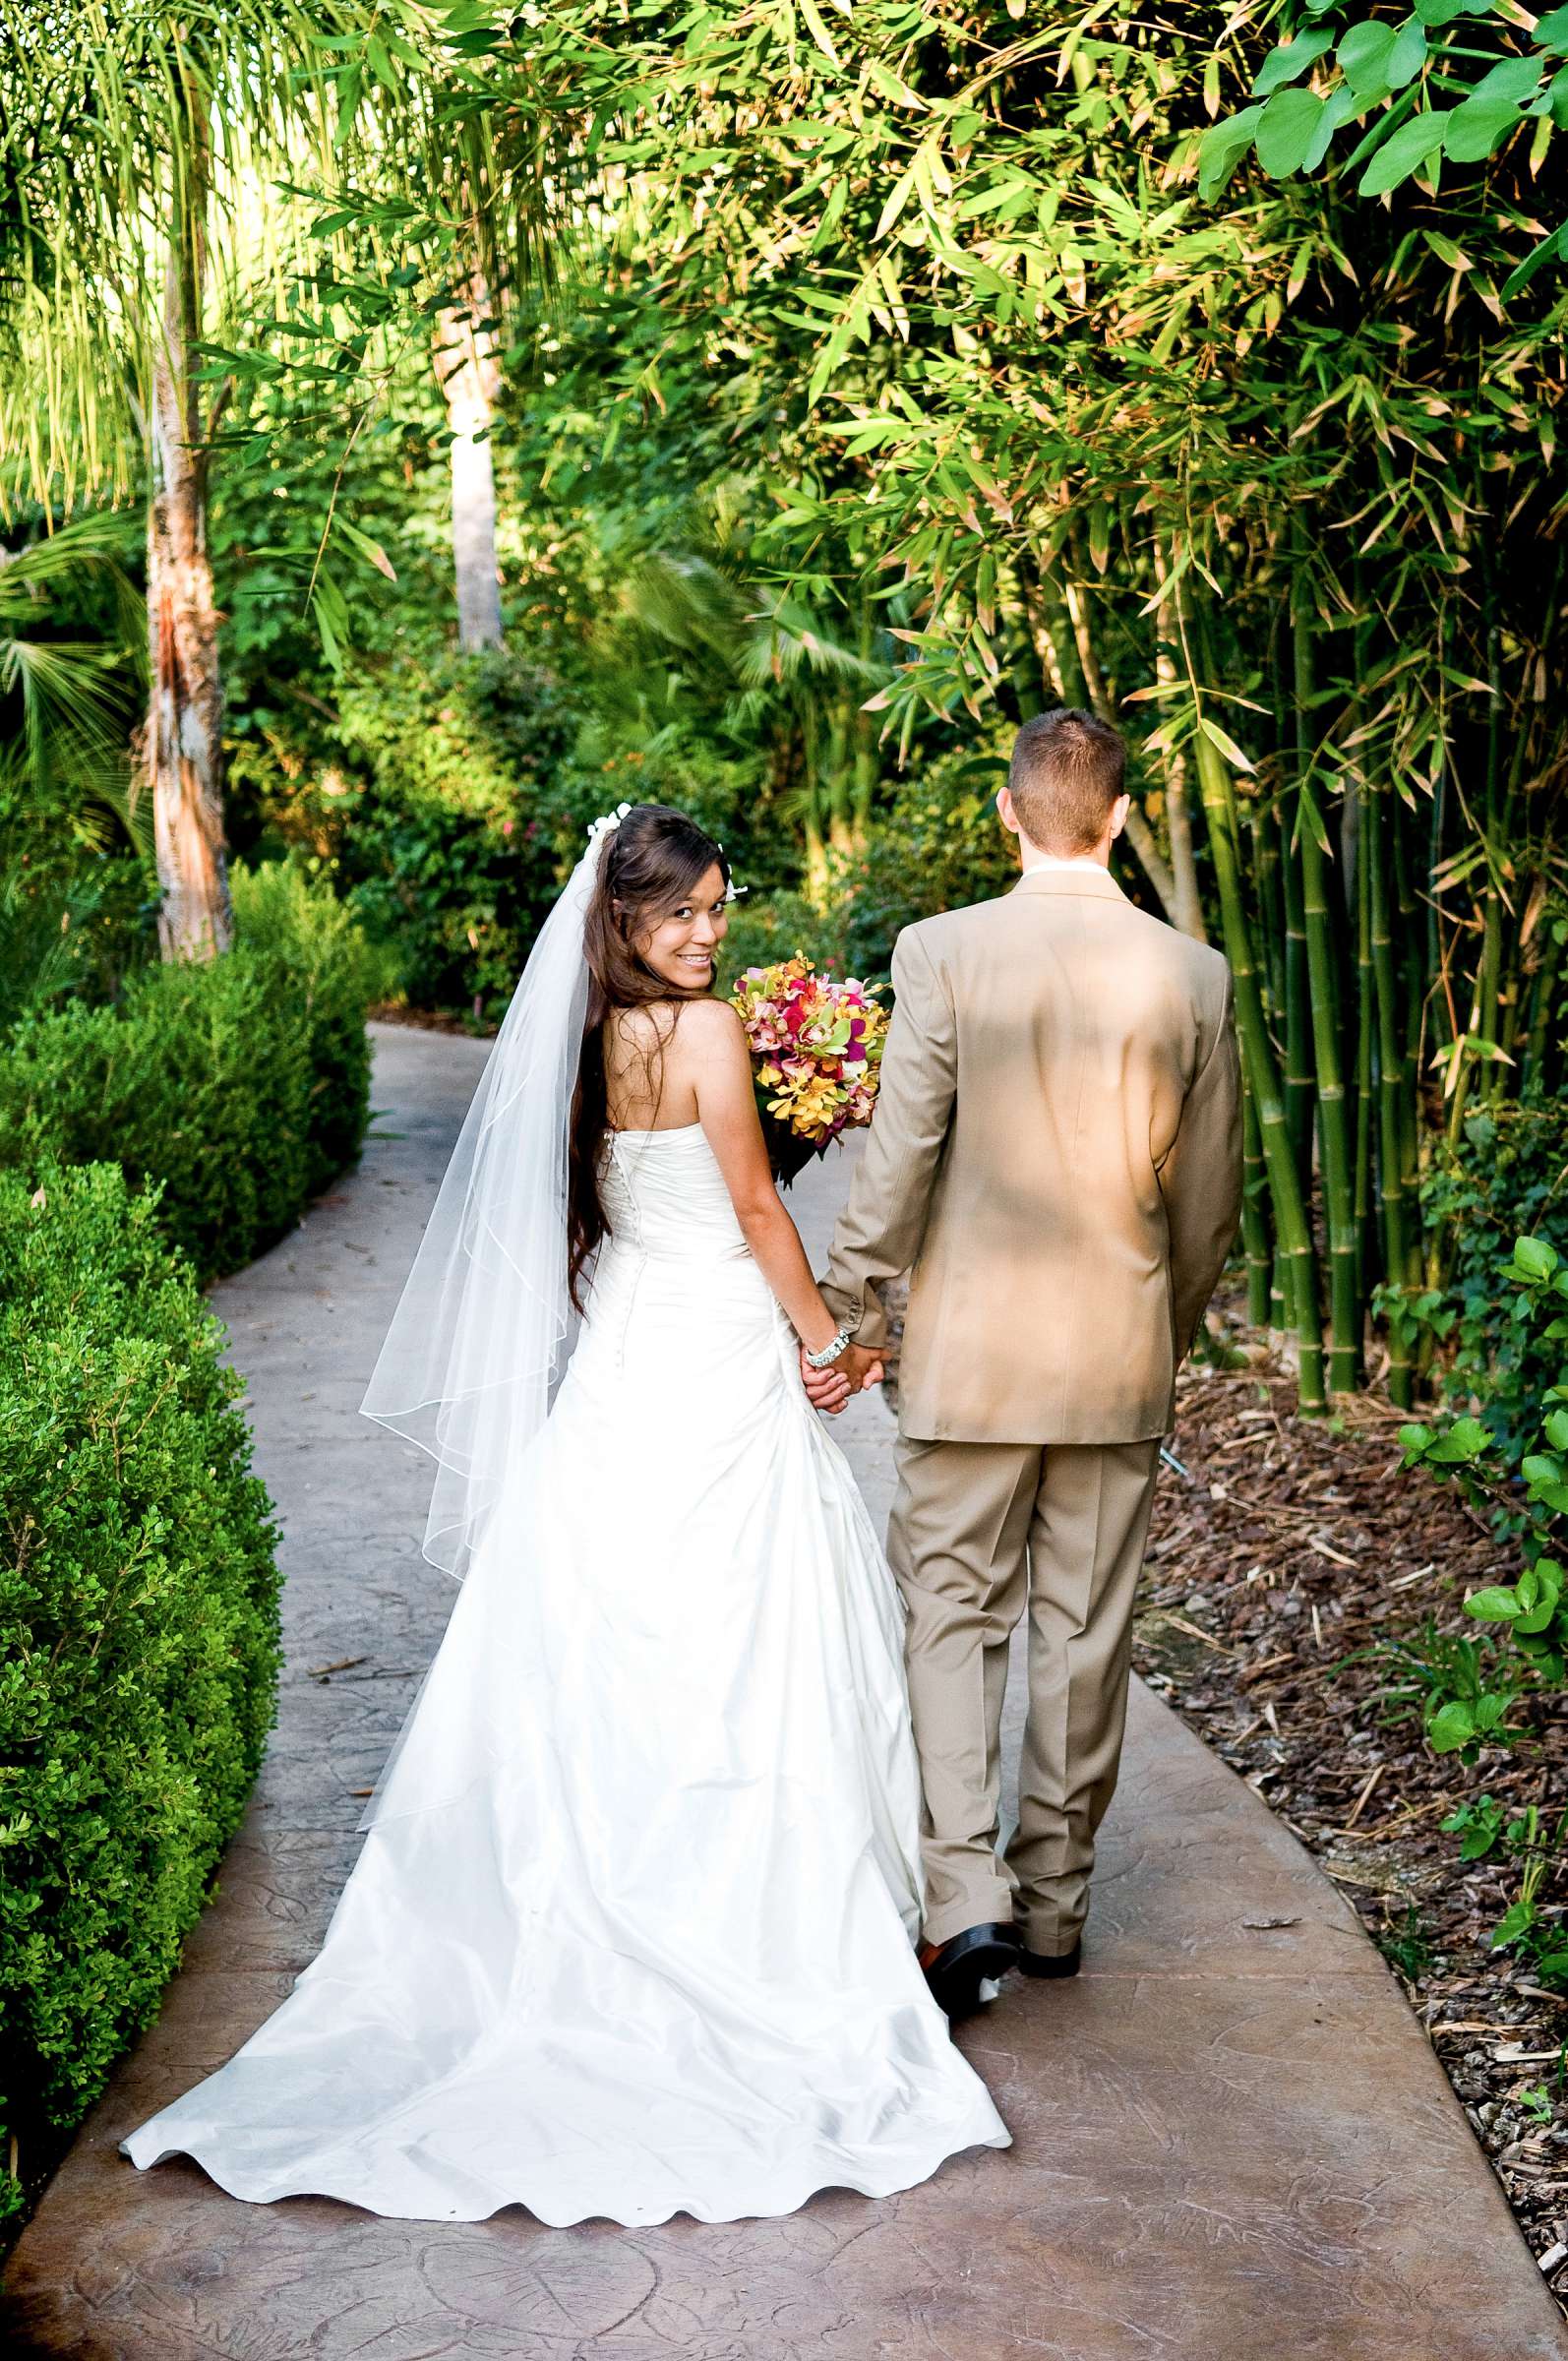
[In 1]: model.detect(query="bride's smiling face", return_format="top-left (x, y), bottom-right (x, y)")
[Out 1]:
top-left (633, 863), bottom-right (730, 994)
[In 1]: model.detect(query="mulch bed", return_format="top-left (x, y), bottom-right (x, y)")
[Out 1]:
top-left (1135, 1299), bottom-right (1568, 2312)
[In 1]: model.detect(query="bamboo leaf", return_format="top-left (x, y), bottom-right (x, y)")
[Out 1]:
top-left (1386, 19), bottom-right (1428, 91)
top-left (1304, 84), bottom-right (1360, 171)
top-left (1198, 104), bottom-right (1266, 201)
top-left (1199, 715), bottom-right (1257, 773)
top-left (1338, 20), bottom-right (1397, 96)
top-left (334, 517), bottom-right (397, 580)
top-left (1442, 91), bottom-right (1529, 164)
top-left (798, 0), bottom-right (841, 72)
top-left (1254, 30), bottom-right (1333, 97)
top-left (1257, 90), bottom-right (1325, 179)
top-left (1358, 110), bottom-right (1444, 195)
top-left (874, 165), bottom-right (916, 241)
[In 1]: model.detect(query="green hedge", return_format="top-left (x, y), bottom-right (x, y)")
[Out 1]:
top-left (0, 861), bottom-right (375, 1281)
top-left (0, 1163), bottom-right (282, 2225)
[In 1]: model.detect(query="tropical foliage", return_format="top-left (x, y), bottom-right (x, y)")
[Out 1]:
top-left (5, 2), bottom-right (1564, 1391)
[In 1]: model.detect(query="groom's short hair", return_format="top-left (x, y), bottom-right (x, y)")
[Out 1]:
top-left (1008, 708), bottom-right (1126, 855)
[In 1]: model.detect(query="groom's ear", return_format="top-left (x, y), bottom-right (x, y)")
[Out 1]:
top-left (996, 784), bottom-right (1021, 839)
top-left (1108, 791), bottom-right (1131, 842)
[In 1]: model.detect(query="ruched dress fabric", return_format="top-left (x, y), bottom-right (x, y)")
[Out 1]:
top-left (121, 1122), bottom-right (1009, 2225)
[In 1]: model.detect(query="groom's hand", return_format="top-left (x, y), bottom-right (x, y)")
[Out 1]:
top-left (840, 1343), bottom-right (885, 1394)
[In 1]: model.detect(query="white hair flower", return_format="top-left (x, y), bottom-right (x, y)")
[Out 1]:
top-left (586, 801), bottom-right (633, 847)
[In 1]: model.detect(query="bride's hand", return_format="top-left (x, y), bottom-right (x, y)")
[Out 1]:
top-left (799, 1346), bottom-right (852, 1414)
top-left (798, 1343), bottom-right (884, 1414)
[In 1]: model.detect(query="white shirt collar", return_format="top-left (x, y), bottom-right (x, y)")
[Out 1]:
top-left (1019, 853), bottom-right (1107, 877)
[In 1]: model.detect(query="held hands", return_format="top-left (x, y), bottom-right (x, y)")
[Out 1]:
top-left (799, 1340), bottom-right (884, 1415)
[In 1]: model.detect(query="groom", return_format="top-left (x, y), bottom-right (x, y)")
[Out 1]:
top-left (806, 708), bottom-right (1241, 2018)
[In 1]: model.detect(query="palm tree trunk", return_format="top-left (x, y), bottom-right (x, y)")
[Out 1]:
top-left (435, 272), bottom-right (504, 651)
top-left (148, 130), bottom-right (231, 962)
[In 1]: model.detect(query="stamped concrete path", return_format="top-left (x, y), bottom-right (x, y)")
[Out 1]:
top-left (6, 1023), bottom-right (1564, 2361)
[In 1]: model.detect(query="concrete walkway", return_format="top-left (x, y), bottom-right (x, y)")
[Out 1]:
top-left (5, 1024), bottom-right (1563, 2360)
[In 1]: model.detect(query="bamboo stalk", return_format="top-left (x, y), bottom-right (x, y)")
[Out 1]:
top-left (1524, 916), bottom-right (1564, 1092)
top-left (1476, 579), bottom-right (1507, 1100)
top-left (1152, 547), bottom-right (1209, 944)
top-left (1281, 801), bottom-right (1313, 1200)
top-left (1164, 759), bottom-right (1207, 943)
top-left (1151, 547), bottom-right (1207, 942)
top-left (1252, 794), bottom-right (1292, 1335)
top-left (1024, 566), bottom-right (1082, 706)
top-left (1291, 569), bottom-right (1358, 1390)
top-left (1367, 784), bottom-right (1413, 1407)
top-left (1353, 777), bottom-right (1375, 1312)
top-left (1270, 1241), bottom-right (1291, 1339)
top-left (1484, 731), bottom-right (1533, 1103)
top-left (1064, 575), bottom-right (1109, 715)
top-left (1298, 811), bottom-right (1360, 1390)
top-left (1015, 567), bottom-right (1076, 703)
top-left (1393, 796), bottom-right (1423, 1210)
top-left (1241, 1084), bottom-right (1273, 1328)
top-left (1183, 590), bottom-right (1324, 1412)
top-left (1121, 803), bottom-right (1180, 921)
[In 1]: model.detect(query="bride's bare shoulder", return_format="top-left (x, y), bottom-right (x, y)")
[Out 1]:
top-left (659, 996), bottom-right (746, 1084)
top-left (680, 995), bottom-right (747, 1051)
top-left (608, 1001), bottom-right (678, 1056)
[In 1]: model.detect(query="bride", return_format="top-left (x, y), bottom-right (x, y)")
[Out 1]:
top-left (121, 801), bottom-right (1008, 2226)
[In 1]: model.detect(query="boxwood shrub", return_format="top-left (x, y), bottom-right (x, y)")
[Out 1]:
top-left (0, 861), bottom-right (375, 1280)
top-left (0, 1163), bottom-right (282, 2226)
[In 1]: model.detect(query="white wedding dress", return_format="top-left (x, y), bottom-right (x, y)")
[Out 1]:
top-left (122, 1121), bottom-right (1009, 2224)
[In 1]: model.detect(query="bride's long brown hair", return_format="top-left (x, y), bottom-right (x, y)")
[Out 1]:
top-left (568, 803), bottom-right (730, 1309)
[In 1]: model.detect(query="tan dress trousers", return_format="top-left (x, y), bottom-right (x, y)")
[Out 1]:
top-left (887, 1430), bottom-right (1162, 1955)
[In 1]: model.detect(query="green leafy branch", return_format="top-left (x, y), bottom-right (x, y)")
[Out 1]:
top-left (1201, 2), bottom-right (1568, 292)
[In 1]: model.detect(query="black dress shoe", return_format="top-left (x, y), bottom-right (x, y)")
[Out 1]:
top-left (918, 1922), bottom-right (1022, 2019)
top-left (1019, 1938), bottom-right (1082, 1979)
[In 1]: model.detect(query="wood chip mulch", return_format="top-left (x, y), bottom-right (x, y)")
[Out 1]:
top-left (1137, 1300), bottom-right (1568, 2312)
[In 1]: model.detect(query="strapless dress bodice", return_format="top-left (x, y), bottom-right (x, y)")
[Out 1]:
top-left (597, 1122), bottom-right (749, 1261)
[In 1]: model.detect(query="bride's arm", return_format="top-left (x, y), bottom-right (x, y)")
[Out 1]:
top-left (683, 999), bottom-right (859, 1363)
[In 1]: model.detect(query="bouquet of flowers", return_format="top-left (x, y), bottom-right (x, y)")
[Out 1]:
top-left (730, 955), bottom-right (889, 1185)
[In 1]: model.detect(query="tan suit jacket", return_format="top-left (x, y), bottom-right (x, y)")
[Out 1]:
top-left (820, 866), bottom-right (1242, 1444)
